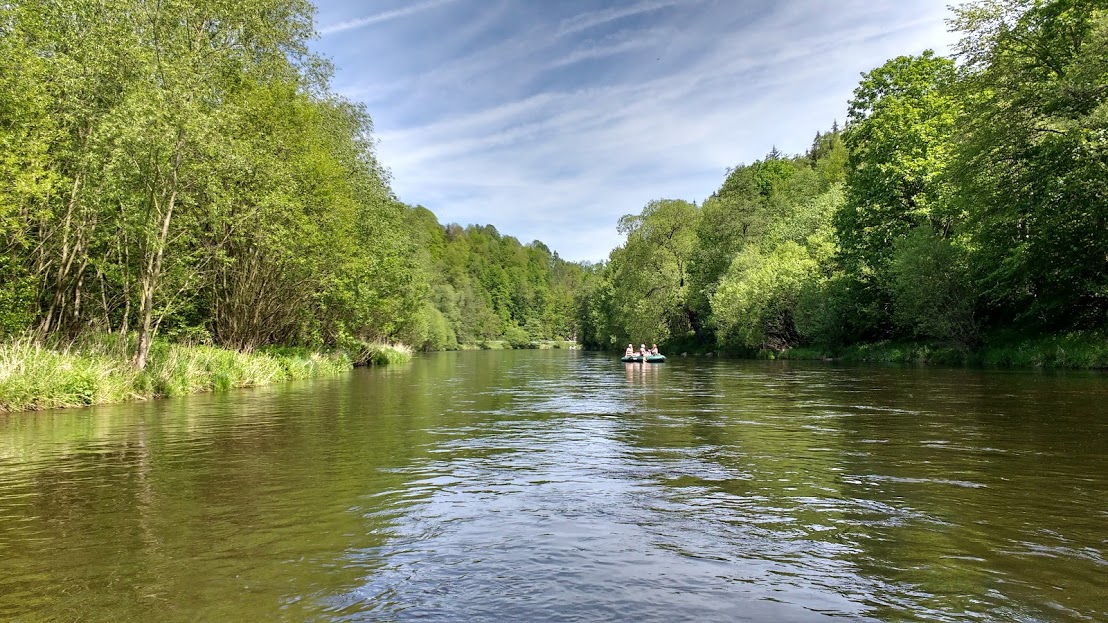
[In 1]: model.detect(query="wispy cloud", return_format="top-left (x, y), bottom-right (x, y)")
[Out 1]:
top-left (556, 0), bottom-right (693, 38)
top-left (319, 0), bottom-right (457, 36)
top-left (546, 37), bottom-right (659, 69)
top-left (311, 0), bottom-right (955, 261)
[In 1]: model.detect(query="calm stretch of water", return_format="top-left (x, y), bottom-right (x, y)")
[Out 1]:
top-left (1, 351), bottom-right (1106, 621)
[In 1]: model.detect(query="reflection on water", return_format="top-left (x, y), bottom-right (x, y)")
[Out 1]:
top-left (0, 351), bottom-right (1106, 621)
top-left (624, 360), bottom-right (661, 387)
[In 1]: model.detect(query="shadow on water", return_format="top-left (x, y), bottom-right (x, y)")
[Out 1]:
top-left (0, 351), bottom-right (1105, 621)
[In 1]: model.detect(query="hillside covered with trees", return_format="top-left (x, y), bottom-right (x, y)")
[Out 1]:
top-left (579, 0), bottom-right (1108, 365)
top-left (0, 0), bottom-right (584, 370)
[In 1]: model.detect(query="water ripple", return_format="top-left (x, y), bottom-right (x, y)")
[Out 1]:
top-left (0, 352), bottom-right (1106, 622)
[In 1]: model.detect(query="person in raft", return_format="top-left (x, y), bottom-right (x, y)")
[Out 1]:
top-left (640, 344), bottom-right (648, 358)
top-left (650, 344), bottom-right (659, 355)
top-left (625, 343), bottom-right (635, 357)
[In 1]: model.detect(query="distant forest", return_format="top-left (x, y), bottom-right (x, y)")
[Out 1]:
top-left (578, 0), bottom-right (1108, 354)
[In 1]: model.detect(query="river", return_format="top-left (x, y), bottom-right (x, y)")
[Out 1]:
top-left (0, 350), bottom-right (1105, 621)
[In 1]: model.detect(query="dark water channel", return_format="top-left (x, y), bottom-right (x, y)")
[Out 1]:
top-left (1, 350), bottom-right (1106, 621)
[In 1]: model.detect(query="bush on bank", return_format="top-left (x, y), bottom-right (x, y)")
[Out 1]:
top-left (336, 334), bottom-right (414, 367)
top-left (0, 334), bottom-right (413, 414)
top-left (775, 331), bottom-right (1108, 369)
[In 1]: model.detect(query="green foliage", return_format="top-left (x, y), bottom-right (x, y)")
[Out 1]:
top-left (576, 263), bottom-right (618, 348)
top-left (889, 228), bottom-right (979, 346)
top-left (503, 325), bottom-right (533, 349)
top-left (411, 222), bottom-right (584, 348)
top-left (687, 155), bottom-right (810, 328)
top-left (0, 256), bottom-right (34, 337)
top-left (411, 304), bottom-right (458, 352)
top-left (0, 341), bottom-right (127, 411)
top-left (837, 51), bottom-right (960, 279)
top-left (603, 199), bottom-right (700, 345)
top-left (781, 331), bottom-right (1108, 370)
top-left (699, 160), bottom-right (844, 351)
top-left (795, 271), bottom-right (888, 346)
top-left (781, 340), bottom-right (972, 366)
top-left (579, 130), bottom-right (851, 352)
top-left (950, 0), bottom-right (1108, 328)
top-left (979, 331), bottom-right (1108, 369)
top-left (711, 242), bottom-right (821, 349)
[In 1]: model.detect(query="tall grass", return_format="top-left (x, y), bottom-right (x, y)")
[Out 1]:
top-left (136, 344), bottom-right (349, 397)
top-left (363, 342), bottom-right (413, 366)
top-left (978, 332), bottom-right (1108, 369)
top-left (0, 339), bottom-right (134, 412)
top-left (778, 331), bottom-right (1108, 369)
top-left (0, 335), bottom-right (354, 414)
top-left (332, 332), bottom-right (414, 366)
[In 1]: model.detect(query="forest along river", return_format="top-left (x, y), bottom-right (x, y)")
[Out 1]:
top-left (0, 351), bottom-right (1106, 622)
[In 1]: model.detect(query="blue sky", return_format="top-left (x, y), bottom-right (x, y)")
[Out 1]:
top-left (310, 0), bottom-right (956, 262)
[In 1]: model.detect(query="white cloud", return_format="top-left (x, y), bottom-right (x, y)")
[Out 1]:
top-left (546, 37), bottom-right (659, 69)
top-left (319, 0), bottom-right (458, 36)
top-left (555, 0), bottom-right (697, 37)
top-left (314, 0), bottom-right (956, 261)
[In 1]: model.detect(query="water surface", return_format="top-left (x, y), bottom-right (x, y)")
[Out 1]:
top-left (1, 351), bottom-right (1106, 621)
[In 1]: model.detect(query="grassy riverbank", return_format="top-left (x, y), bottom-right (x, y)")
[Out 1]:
top-left (0, 335), bottom-right (412, 414)
top-left (455, 340), bottom-right (576, 350)
top-left (774, 331), bottom-right (1108, 369)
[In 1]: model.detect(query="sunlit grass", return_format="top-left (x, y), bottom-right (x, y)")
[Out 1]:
top-left (0, 334), bottom-right (356, 413)
top-left (0, 338), bottom-right (135, 412)
top-left (333, 333), bottom-right (414, 366)
top-left (363, 342), bottom-right (413, 366)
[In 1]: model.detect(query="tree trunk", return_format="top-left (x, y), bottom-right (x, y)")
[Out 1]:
top-left (133, 145), bottom-right (181, 370)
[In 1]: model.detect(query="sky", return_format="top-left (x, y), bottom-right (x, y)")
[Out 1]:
top-left (309, 0), bottom-right (957, 263)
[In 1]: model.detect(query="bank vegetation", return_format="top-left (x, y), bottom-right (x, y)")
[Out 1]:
top-left (0, 0), bottom-right (586, 411)
top-left (578, 0), bottom-right (1108, 368)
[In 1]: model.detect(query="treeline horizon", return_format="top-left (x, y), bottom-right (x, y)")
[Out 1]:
top-left (578, 0), bottom-right (1108, 354)
top-left (0, 0), bottom-right (584, 368)
top-left (4, 0), bottom-right (1104, 366)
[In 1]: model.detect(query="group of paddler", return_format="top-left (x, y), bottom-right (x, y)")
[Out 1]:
top-left (625, 343), bottom-right (660, 358)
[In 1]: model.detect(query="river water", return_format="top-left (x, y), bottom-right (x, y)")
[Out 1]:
top-left (0, 350), bottom-right (1106, 621)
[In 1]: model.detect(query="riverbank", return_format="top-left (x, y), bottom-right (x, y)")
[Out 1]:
top-left (648, 331), bottom-right (1108, 370)
top-left (0, 336), bottom-right (412, 414)
top-left (456, 340), bottom-right (577, 350)
top-left (774, 331), bottom-right (1108, 369)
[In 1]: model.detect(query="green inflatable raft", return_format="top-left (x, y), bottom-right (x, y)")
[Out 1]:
top-left (621, 354), bottom-right (666, 363)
